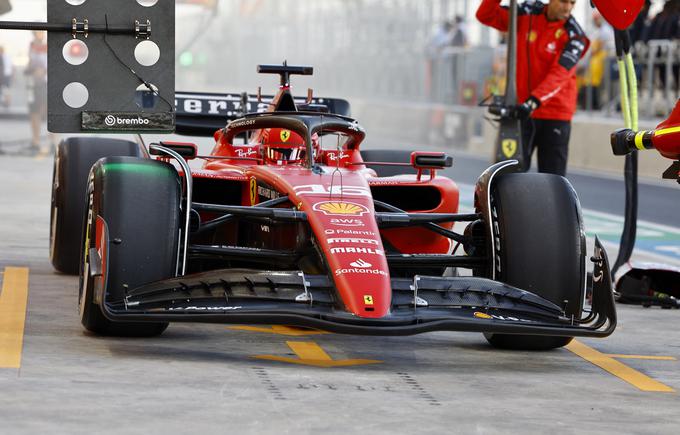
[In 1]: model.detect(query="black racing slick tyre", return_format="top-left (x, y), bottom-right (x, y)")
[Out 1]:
top-left (484, 173), bottom-right (586, 351)
top-left (79, 157), bottom-right (180, 337)
top-left (50, 137), bottom-right (144, 274)
top-left (359, 150), bottom-right (416, 177)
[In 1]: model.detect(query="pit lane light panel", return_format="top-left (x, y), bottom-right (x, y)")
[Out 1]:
top-left (48, 0), bottom-right (175, 133)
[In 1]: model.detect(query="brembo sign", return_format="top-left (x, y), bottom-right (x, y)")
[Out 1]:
top-left (81, 111), bottom-right (174, 131)
top-left (104, 115), bottom-right (150, 127)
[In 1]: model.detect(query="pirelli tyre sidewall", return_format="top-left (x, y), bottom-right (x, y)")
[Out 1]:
top-left (50, 137), bottom-right (144, 275)
top-left (485, 173), bottom-right (586, 350)
top-left (79, 157), bottom-right (180, 336)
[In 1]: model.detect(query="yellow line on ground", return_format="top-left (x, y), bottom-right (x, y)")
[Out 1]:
top-left (253, 341), bottom-right (382, 368)
top-left (288, 341), bottom-right (333, 361)
top-left (606, 354), bottom-right (677, 361)
top-left (229, 325), bottom-right (330, 336)
top-left (567, 340), bottom-right (675, 393)
top-left (0, 267), bottom-right (30, 369)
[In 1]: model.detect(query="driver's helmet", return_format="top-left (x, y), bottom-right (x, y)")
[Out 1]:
top-left (261, 128), bottom-right (306, 164)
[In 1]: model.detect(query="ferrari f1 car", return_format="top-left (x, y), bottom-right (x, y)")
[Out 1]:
top-left (50, 64), bottom-right (616, 350)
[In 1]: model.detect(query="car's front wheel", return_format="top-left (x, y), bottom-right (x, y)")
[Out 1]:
top-left (483, 173), bottom-right (586, 350)
top-left (79, 157), bottom-right (180, 337)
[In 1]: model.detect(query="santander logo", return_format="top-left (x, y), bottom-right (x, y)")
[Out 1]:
top-left (349, 259), bottom-right (372, 268)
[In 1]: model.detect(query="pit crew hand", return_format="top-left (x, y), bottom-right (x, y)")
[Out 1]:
top-left (515, 96), bottom-right (540, 120)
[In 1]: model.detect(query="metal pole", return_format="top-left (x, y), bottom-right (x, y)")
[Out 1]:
top-left (0, 20), bottom-right (138, 35)
top-left (646, 42), bottom-right (655, 118)
top-left (505, 0), bottom-right (518, 105)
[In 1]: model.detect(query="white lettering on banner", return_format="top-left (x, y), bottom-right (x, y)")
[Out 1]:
top-left (330, 247), bottom-right (384, 255)
top-left (327, 238), bottom-right (379, 246)
top-left (184, 99), bottom-right (202, 114)
top-left (208, 100), bottom-right (228, 114)
top-left (295, 184), bottom-right (370, 197)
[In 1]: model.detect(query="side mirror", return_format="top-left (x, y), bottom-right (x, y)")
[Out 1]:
top-left (410, 152), bottom-right (453, 181)
top-left (411, 152), bottom-right (453, 169)
top-left (150, 141), bottom-right (198, 160)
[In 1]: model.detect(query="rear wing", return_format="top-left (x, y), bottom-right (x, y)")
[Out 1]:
top-left (174, 92), bottom-right (351, 137)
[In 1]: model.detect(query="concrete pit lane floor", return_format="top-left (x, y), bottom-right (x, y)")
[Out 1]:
top-left (1, 153), bottom-right (679, 435)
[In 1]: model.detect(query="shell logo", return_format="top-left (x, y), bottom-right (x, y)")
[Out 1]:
top-left (313, 201), bottom-right (369, 216)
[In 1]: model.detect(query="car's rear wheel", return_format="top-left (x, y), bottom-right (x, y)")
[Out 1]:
top-left (50, 137), bottom-right (143, 274)
top-left (484, 173), bottom-right (586, 350)
top-left (79, 157), bottom-right (180, 337)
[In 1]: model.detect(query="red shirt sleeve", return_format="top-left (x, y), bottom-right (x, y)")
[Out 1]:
top-left (476, 0), bottom-right (508, 32)
top-left (531, 62), bottom-right (571, 104)
top-left (532, 36), bottom-right (589, 104)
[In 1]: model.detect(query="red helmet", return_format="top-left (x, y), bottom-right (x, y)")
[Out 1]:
top-left (261, 128), bottom-right (306, 164)
top-left (591, 0), bottom-right (644, 30)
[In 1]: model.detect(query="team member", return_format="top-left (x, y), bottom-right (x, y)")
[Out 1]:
top-left (477, 0), bottom-right (589, 176)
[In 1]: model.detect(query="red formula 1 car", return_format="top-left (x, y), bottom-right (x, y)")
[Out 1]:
top-left (50, 64), bottom-right (616, 350)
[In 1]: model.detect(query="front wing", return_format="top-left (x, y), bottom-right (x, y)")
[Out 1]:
top-left (98, 239), bottom-right (616, 337)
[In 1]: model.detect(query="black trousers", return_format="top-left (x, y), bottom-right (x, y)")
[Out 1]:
top-left (520, 118), bottom-right (571, 177)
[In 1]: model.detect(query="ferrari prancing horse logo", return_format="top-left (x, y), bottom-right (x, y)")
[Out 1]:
top-left (364, 295), bottom-right (374, 305)
top-left (249, 178), bottom-right (257, 205)
top-left (502, 139), bottom-right (517, 158)
top-left (280, 129), bottom-right (291, 142)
